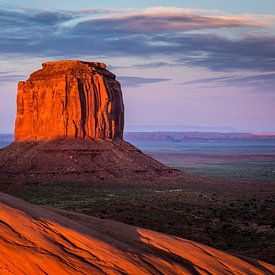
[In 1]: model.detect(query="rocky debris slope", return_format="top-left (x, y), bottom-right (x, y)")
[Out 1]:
top-left (0, 60), bottom-right (179, 183)
top-left (0, 192), bottom-right (274, 274)
top-left (0, 138), bottom-right (177, 184)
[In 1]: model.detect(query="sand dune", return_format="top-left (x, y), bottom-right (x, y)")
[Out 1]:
top-left (0, 192), bottom-right (274, 274)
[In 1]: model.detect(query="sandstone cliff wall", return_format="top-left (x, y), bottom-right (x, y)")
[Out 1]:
top-left (15, 60), bottom-right (124, 140)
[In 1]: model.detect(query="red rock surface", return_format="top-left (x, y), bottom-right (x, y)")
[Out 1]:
top-left (15, 60), bottom-right (124, 140)
top-left (1, 192), bottom-right (274, 274)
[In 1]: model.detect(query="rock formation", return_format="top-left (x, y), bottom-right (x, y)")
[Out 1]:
top-left (15, 60), bottom-right (124, 140)
top-left (0, 60), bottom-right (179, 183)
top-left (1, 192), bottom-right (274, 274)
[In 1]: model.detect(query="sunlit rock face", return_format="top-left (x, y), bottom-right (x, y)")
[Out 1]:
top-left (15, 60), bottom-right (124, 140)
top-left (1, 192), bottom-right (274, 274)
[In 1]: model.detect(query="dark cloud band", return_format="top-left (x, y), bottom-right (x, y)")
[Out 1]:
top-left (0, 7), bottom-right (274, 72)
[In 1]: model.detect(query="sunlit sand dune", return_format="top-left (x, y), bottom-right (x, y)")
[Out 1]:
top-left (0, 193), bottom-right (274, 274)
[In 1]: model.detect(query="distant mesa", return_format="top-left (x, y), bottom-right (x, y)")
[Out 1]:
top-left (0, 60), bottom-right (179, 183)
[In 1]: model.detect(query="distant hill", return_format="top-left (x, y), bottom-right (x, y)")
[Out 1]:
top-left (124, 131), bottom-right (275, 142)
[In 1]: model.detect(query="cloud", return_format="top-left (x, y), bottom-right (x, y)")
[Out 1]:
top-left (112, 34), bottom-right (275, 72)
top-left (132, 62), bottom-right (171, 69)
top-left (73, 7), bottom-right (261, 36)
top-left (30, 11), bottom-right (73, 25)
top-left (0, 75), bottom-right (26, 84)
top-left (0, 71), bottom-right (26, 83)
top-left (118, 76), bottom-right (170, 87)
top-left (0, 6), bottom-right (274, 72)
top-left (0, 7), bottom-right (73, 29)
top-left (174, 34), bottom-right (275, 72)
top-left (182, 73), bottom-right (275, 92)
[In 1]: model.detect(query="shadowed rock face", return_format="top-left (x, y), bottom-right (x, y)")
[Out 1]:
top-left (15, 60), bottom-right (124, 140)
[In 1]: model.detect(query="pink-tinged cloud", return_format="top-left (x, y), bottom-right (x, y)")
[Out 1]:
top-left (252, 132), bottom-right (275, 136)
top-left (76, 7), bottom-right (262, 34)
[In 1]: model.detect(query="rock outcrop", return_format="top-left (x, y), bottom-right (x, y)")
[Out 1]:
top-left (1, 192), bottom-right (274, 274)
top-left (15, 60), bottom-right (124, 140)
top-left (0, 60), bottom-right (180, 183)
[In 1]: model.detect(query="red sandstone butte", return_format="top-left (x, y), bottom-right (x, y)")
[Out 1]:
top-left (15, 60), bottom-right (124, 140)
top-left (0, 60), bottom-right (180, 183)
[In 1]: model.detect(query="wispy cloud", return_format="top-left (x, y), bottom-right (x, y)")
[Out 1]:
top-left (118, 76), bottom-right (170, 87)
top-left (176, 34), bottom-right (275, 72)
top-left (0, 71), bottom-right (26, 83)
top-left (73, 7), bottom-right (261, 35)
top-left (182, 73), bottom-right (275, 92)
top-left (0, 7), bottom-right (74, 29)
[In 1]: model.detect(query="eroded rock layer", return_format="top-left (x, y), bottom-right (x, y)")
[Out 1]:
top-left (0, 192), bottom-right (274, 274)
top-left (15, 60), bottom-right (124, 140)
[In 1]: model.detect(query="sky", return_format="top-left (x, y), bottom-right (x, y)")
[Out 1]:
top-left (0, 1), bottom-right (275, 133)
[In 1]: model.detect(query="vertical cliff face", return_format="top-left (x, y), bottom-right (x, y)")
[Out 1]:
top-left (15, 60), bottom-right (124, 140)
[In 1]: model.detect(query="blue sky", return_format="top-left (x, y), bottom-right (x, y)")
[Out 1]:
top-left (2, 0), bottom-right (275, 14)
top-left (0, 1), bottom-right (275, 132)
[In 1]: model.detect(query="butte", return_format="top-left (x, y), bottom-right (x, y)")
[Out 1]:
top-left (0, 60), bottom-right (179, 184)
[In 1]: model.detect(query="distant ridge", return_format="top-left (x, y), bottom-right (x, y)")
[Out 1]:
top-left (125, 125), bottom-right (275, 133)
